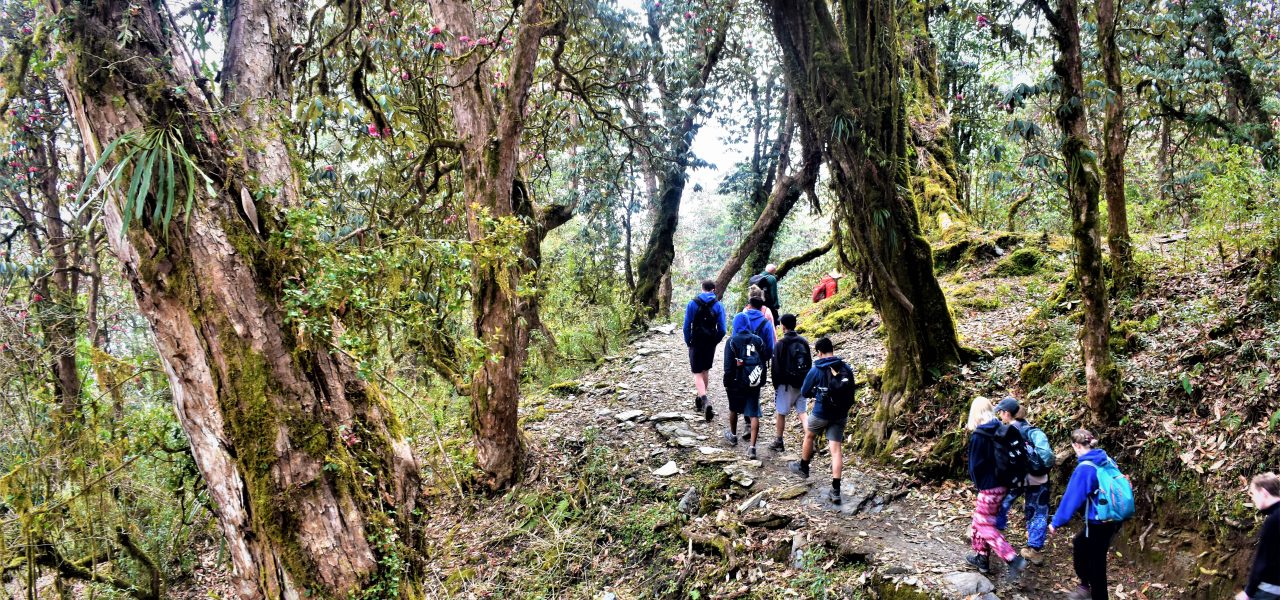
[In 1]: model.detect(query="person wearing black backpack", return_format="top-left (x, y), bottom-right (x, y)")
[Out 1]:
top-left (723, 312), bottom-right (769, 459)
top-left (966, 396), bottom-right (1030, 582)
top-left (683, 280), bottom-right (726, 421)
top-left (747, 264), bottom-right (780, 325)
top-left (769, 314), bottom-right (811, 452)
top-left (786, 337), bottom-right (856, 506)
top-left (994, 398), bottom-right (1054, 566)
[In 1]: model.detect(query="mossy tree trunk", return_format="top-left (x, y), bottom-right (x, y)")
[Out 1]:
top-left (51, 0), bottom-right (421, 596)
top-left (762, 0), bottom-right (967, 451)
top-left (902, 0), bottom-right (967, 233)
top-left (431, 0), bottom-right (571, 488)
top-left (1097, 0), bottom-right (1134, 289)
top-left (1201, 1), bottom-right (1278, 170)
top-left (1034, 0), bottom-right (1122, 423)
top-left (632, 4), bottom-right (733, 319)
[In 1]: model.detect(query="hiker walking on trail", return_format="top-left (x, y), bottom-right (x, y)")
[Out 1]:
top-left (748, 264), bottom-right (781, 324)
top-left (1237, 472), bottom-right (1280, 600)
top-left (994, 397), bottom-right (1055, 565)
top-left (812, 270), bottom-right (842, 303)
top-left (744, 285), bottom-right (775, 324)
top-left (966, 396), bottom-right (1030, 582)
top-left (787, 337), bottom-right (857, 506)
top-left (769, 314), bottom-right (811, 452)
top-left (684, 280), bottom-right (726, 422)
top-left (723, 311), bottom-right (771, 458)
top-left (1049, 428), bottom-right (1134, 600)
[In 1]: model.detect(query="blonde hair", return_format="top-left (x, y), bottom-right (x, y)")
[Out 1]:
top-left (748, 285), bottom-right (765, 300)
top-left (966, 396), bottom-right (994, 431)
top-left (1071, 428), bottom-right (1099, 448)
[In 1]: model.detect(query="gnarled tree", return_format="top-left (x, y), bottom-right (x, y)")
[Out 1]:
top-left (762, 0), bottom-right (967, 451)
top-left (50, 0), bottom-right (420, 595)
top-left (1097, 0), bottom-right (1134, 289)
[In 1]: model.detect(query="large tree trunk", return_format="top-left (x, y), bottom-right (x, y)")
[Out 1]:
top-left (51, 0), bottom-right (421, 596)
top-left (631, 6), bottom-right (732, 319)
top-left (1202, 3), bottom-right (1278, 169)
top-left (763, 0), bottom-right (967, 453)
top-left (1097, 0), bottom-right (1133, 289)
top-left (1035, 0), bottom-right (1121, 423)
top-left (431, 0), bottom-right (566, 489)
top-left (902, 0), bottom-right (966, 233)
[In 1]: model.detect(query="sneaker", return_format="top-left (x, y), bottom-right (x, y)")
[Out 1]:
top-left (824, 488), bottom-right (841, 505)
top-left (704, 403), bottom-right (714, 422)
top-left (787, 460), bottom-right (810, 478)
top-left (1005, 555), bottom-right (1027, 582)
top-left (694, 395), bottom-right (704, 411)
top-left (1021, 547), bottom-right (1044, 565)
top-left (965, 553), bottom-right (990, 574)
top-left (723, 429), bottom-right (738, 446)
top-left (741, 431), bottom-right (751, 441)
top-left (748, 446), bottom-right (757, 459)
top-left (768, 438), bottom-right (785, 452)
top-left (1064, 585), bottom-right (1091, 600)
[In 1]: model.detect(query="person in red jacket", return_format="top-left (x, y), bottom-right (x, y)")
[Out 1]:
top-left (812, 270), bottom-right (843, 303)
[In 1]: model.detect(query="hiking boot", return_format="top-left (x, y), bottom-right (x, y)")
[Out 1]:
top-left (965, 553), bottom-right (990, 574)
top-left (1005, 555), bottom-right (1027, 582)
top-left (723, 429), bottom-right (738, 446)
top-left (824, 488), bottom-right (841, 505)
top-left (694, 395), bottom-right (704, 411)
top-left (741, 431), bottom-right (751, 441)
top-left (787, 460), bottom-right (810, 478)
top-left (768, 437), bottom-right (785, 452)
top-left (747, 446), bottom-right (757, 459)
top-left (1021, 547), bottom-right (1044, 565)
top-left (1064, 585), bottom-right (1091, 600)
top-left (704, 403), bottom-right (714, 422)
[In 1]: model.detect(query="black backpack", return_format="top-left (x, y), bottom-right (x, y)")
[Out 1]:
top-left (691, 297), bottom-right (721, 342)
top-left (733, 335), bottom-right (766, 389)
top-left (748, 274), bottom-right (770, 302)
top-left (782, 337), bottom-right (812, 382)
top-left (981, 424), bottom-right (1030, 487)
top-left (822, 361), bottom-right (857, 413)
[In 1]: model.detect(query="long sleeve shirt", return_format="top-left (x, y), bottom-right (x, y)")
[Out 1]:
top-left (1247, 503), bottom-right (1280, 597)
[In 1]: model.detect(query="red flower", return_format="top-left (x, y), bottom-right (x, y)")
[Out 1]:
top-left (32, 293), bottom-right (42, 302)
top-left (459, 35), bottom-right (470, 43)
top-left (432, 42), bottom-right (446, 51)
top-left (684, 11), bottom-right (693, 18)
top-left (476, 37), bottom-right (490, 45)
top-left (429, 25), bottom-right (442, 36)
top-left (368, 124), bottom-right (381, 137)
top-left (976, 14), bottom-right (989, 28)
top-left (324, 165), bottom-right (335, 172)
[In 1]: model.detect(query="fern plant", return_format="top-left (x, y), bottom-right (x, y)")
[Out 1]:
top-left (77, 126), bottom-right (215, 237)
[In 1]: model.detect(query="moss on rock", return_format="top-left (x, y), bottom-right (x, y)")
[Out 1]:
top-left (993, 247), bottom-right (1047, 277)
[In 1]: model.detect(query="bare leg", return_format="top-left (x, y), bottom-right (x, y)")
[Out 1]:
top-left (749, 417), bottom-right (759, 447)
top-left (830, 439), bottom-right (843, 479)
top-left (801, 428), bottom-right (816, 461)
top-left (728, 412), bottom-right (739, 435)
top-left (694, 371), bottom-right (708, 396)
top-left (775, 412), bottom-right (786, 440)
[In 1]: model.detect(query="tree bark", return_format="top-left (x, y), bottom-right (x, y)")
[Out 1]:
top-left (631, 5), bottom-right (733, 319)
top-left (902, 0), bottom-right (966, 232)
top-left (1034, 0), bottom-right (1121, 423)
top-left (1097, 0), bottom-right (1133, 289)
top-left (50, 0), bottom-right (420, 596)
top-left (762, 0), bottom-right (967, 451)
top-left (430, 0), bottom-right (568, 488)
top-left (1202, 2), bottom-right (1277, 169)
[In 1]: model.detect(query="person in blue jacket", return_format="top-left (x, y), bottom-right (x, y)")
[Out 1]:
top-left (682, 280), bottom-right (726, 421)
top-left (786, 337), bottom-right (851, 506)
top-left (722, 311), bottom-right (768, 458)
top-left (1049, 428), bottom-right (1122, 600)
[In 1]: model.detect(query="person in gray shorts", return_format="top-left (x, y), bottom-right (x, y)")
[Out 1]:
top-left (769, 314), bottom-right (811, 452)
top-left (787, 336), bottom-right (857, 505)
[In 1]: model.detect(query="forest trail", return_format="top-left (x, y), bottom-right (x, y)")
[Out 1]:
top-left (529, 317), bottom-right (1187, 599)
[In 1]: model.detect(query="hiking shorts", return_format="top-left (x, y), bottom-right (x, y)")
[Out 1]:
top-left (688, 341), bottom-right (717, 373)
top-left (774, 384), bottom-right (806, 415)
top-left (726, 387), bottom-right (762, 418)
top-left (805, 415), bottom-right (847, 442)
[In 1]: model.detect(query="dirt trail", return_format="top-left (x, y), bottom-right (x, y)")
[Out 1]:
top-left (532, 318), bottom-right (1185, 599)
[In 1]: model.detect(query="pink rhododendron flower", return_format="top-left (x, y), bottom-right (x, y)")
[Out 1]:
top-left (429, 25), bottom-right (442, 35)
top-left (432, 42), bottom-right (446, 51)
top-left (368, 124), bottom-right (381, 137)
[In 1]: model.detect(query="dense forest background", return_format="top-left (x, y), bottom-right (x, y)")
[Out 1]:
top-left (0, 0), bottom-right (1278, 597)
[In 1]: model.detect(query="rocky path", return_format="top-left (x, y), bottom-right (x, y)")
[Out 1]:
top-left (532, 321), bottom-right (1176, 599)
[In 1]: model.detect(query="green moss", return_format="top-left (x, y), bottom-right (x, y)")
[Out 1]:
top-left (993, 247), bottom-right (1048, 276)
top-left (1110, 320), bottom-right (1143, 354)
top-left (547, 380), bottom-right (583, 396)
top-left (796, 291), bottom-right (874, 337)
top-left (1020, 342), bottom-right (1066, 390)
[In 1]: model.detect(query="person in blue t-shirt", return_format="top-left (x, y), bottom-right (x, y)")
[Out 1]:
top-left (682, 280), bottom-right (725, 422)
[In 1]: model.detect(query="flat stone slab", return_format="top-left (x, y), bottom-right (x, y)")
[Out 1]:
top-left (656, 422), bottom-right (697, 439)
top-left (743, 512), bottom-right (792, 529)
top-left (697, 446), bottom-right (723, 455)
top-left (649, 412), bottom-right (685, 422)
top-left (738, 491), bottom-right (767, 513)
top-left (776, 484), bottom-right (809, 500)
top-left (653, 461), bottom-right (680, 477)
top-left (614, 410), bottom-right (645, 422)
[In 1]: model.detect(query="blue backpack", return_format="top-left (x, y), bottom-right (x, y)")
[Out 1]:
top-left (1081, 458), bottom-right (1135, 522)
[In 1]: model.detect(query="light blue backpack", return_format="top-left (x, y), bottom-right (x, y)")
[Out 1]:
top-left (1081, 458), bottom-right (1135, 522)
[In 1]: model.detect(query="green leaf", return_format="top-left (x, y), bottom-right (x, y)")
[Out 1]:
top-left (162, 140), bottom-right (176, 237)
top-left (1179, 371), bottom-right (1193, 396)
